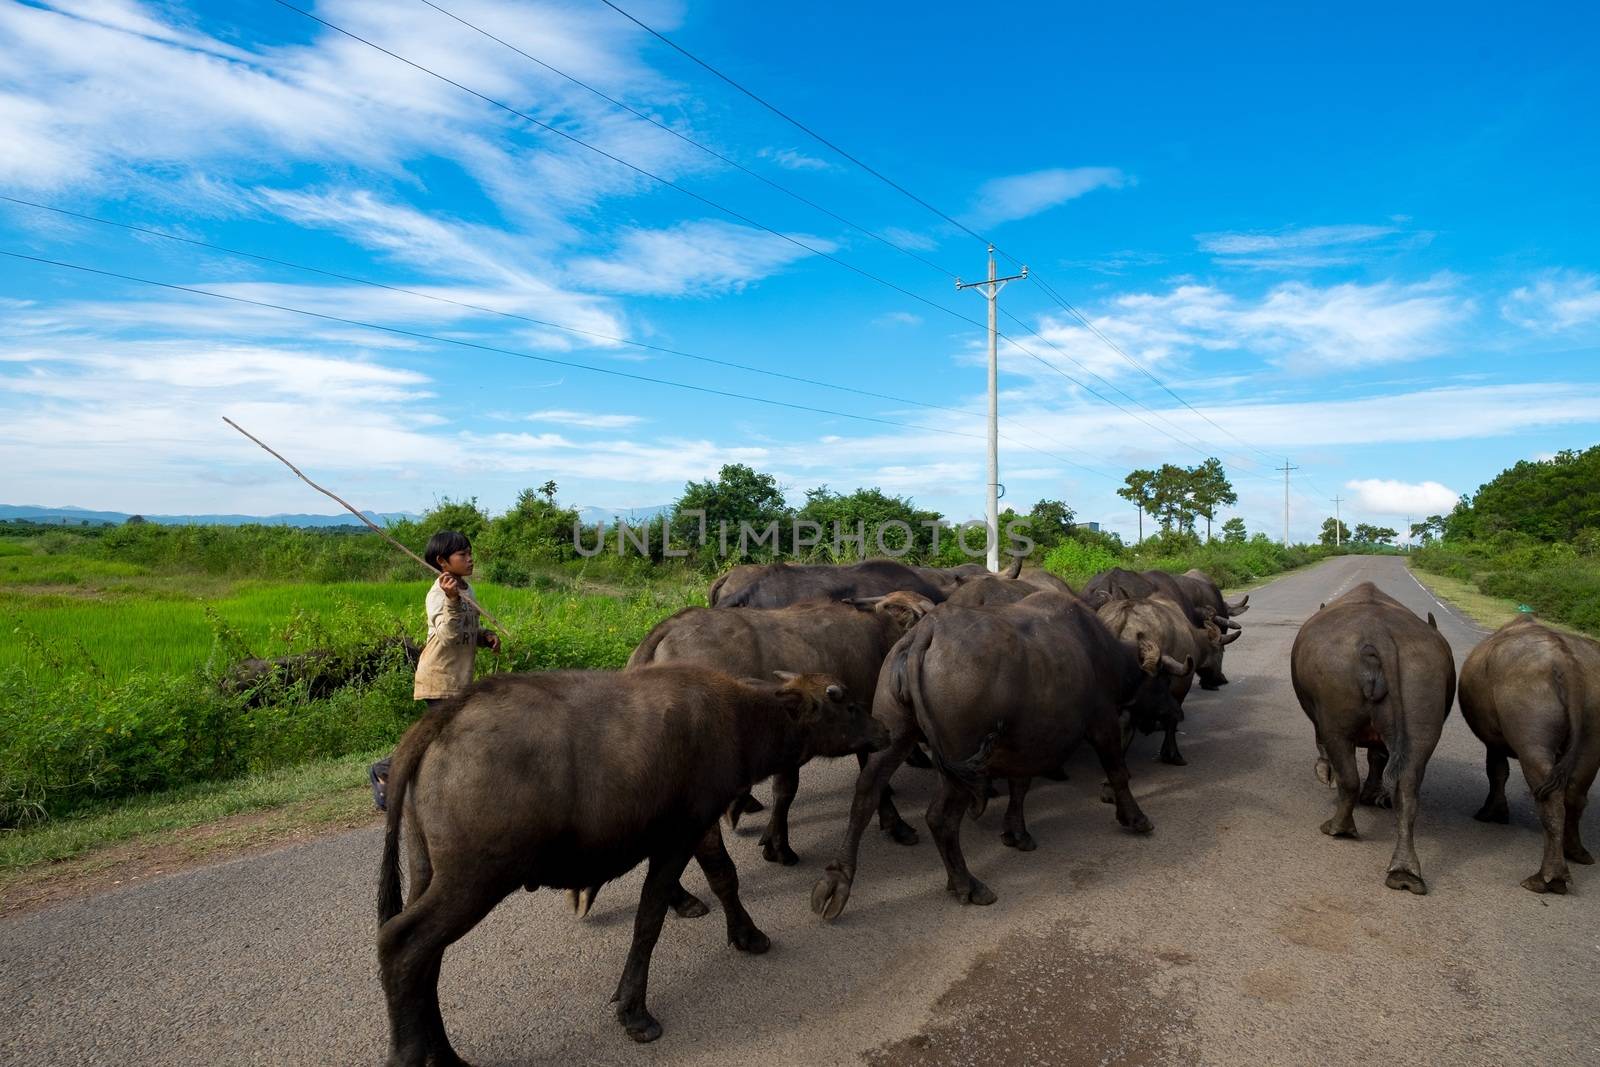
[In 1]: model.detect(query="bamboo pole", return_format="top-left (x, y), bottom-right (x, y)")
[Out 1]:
top-left (222, 417), bottom-right (511, 640)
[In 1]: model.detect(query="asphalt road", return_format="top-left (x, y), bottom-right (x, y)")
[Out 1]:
top-left (6, 555), bottom-right (1599, 1066)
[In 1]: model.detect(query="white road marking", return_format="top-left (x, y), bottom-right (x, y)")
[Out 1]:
top-left (1404, 565), bottom-right (1493, 635)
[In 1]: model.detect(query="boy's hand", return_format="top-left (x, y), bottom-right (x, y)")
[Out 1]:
top-left (483, 631), bottom-right (501, 653)
top-left (439, 572), bottom-right (460, 600)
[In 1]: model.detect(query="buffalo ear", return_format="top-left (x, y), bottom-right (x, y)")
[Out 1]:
top-left (842, 596), bottom-right (883, 612)
top-left (775, 687), bottom-right (808, 721)
top-left (1427, 612), bottom-right (1438, 629)
top-left (1135, 633), bottom-right (1161, 675)
top-left (772, 670), bottom-right (802, 684)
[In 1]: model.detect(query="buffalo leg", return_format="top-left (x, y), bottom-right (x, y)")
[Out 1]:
top-left (811, 730), bottom-right (919, 921)
top-left (1520, 753), bottom-right (1571, 894)
top-left (1474, 748), bottom-right (1511, 823)
top-left (1384, 761), bottom-right (1428, 894)
top-left (1000, 778), bottom-right (1036, 851)
top-left (1566, 773), bottom-right (1596, 864)
top-left (612, 849), bottom-right (696, 1042)
top-left (1101, 716), bottom-right (1139, 804)
top-left (1319, 738), bottom-right (1361, 838)
top-left (694, 824), bottom-right (770, 953)
top-left (1360, 746), bottom-right (1391, 807)
top-left (858, 750), bottom-right (917, 844)
top-left (379, 875), bottom-right (511, 1067)
top-left (1089, 715), bottom-right (1153, 833)
top-left (926, 773), bottom-right (996, 905)
top-left (1158, 725), bottom-right (1186, 766)
top-left (758, 765), bottom-right (802, 865)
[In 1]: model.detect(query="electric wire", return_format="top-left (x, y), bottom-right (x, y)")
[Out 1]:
top-left (0, 248), bottom-right (1115, 479)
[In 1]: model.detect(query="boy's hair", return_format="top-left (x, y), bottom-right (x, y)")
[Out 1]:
top-left (424, 529), bottom-right (472, 570)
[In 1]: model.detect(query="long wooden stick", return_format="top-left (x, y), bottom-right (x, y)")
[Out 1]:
top-left (222, 417), bottom-right (511, 639)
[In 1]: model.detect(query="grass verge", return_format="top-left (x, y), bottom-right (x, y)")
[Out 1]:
top-left (1407, 563), bottom-right (1589, 638)
top-left (0, 749), bottom-right (382, 914)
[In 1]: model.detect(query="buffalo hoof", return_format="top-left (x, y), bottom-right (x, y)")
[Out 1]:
top-left (1120, 811), bottom-right (1155, 834)
top-left (948, 877), bottom-right (997, 906)
top-left (1385, 869), bottom-right (1428, 895)
top-left (1361, 789), bottom-right (1393, 809)
top-left (1099, 781), bottom-right (1115, 804)
top-left (729, 925), bottom-right (771, 954)
top-left (1522, 872), bottom-right (1569, 895)
top-left (905, 745), bottom-right (934, 769)
top-left (1567, 845), bottom-right (1596, 865)
top-left (1473, 802), bottom-right (1510, 824)
top-left (761, 839), bottom-right (800, 866)
top-left (671, 893), bottom-right (709, 919)
top-left (1315, 759), bottom-right (1334, 787)
top-left (886, 819), bottom-right (920, 846)
top-left (567, 886), bottom-right (598, 919)
top-left (1040, 764), bottom-right (1070, 782)
top-left (1199, 682), bottom-right (1221, 692)
top-left (1160, 751), bottom-right (1188, 767)
top-left (617, 1007), bottom-right (663, 1044)
top-left (1001, 829), bottom-right (1037, 852)
top-left (811, 867), bottom-right (853, 921)
top-left (1320, 817), bottom-right (1358, 839)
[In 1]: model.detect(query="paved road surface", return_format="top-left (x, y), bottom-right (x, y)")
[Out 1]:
top-left (6, 556), bottom-right (1599, 1065)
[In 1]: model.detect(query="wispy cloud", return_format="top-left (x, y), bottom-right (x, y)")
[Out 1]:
top-left (1004, 276), bottom-right (1468, 381)
top-left (965, 167), bottom-right (1127, 228)
top-left (873, 311), bottom-right (923, 328)
top-left (757, 146), bottom-right (833, 172)
top-left (525, 409), bottom-right (643, 429)
top-left (1196, 222), bottom-right (1430, 270)
top-left (1344, 478), bottom-right (1461, 517)
top-left (1198, 224), bottom-right (1398, 255)
top-left (569, 220), bottom-right (835, 297)
top-left (1502, 271), bottom-right (1600, 332)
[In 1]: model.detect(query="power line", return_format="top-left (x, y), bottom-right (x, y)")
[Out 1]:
top-left (593, 0), bottom-right (991, 250)
top-left (590, 0), bottom-right (1295, 473)
top-left (0, 248), bottom-right (1114, 479)
top-left (413, 0), bottom-right (958, 281)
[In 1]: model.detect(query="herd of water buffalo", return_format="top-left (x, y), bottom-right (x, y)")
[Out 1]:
top-left (373, 557), bottom-right (1600, 1066)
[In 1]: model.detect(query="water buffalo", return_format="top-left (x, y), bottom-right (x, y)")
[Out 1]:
top-left (1290, 583), bottom-right (1455, 894)
top-left (1458, 617), bottom-right (1600, 894)
top-left (709, 559), bottom-right (949, 608)
top-left (810, 591), bottom-right (1187, 918)
top-left (627, 592), bottom-right (935, 869)
top-left (1178, 568), bottom-right (1249, 622)
top-left (376, 667), bottom-right (887, 1059)
top-left (1097, 595), bottom-right (1235, 765)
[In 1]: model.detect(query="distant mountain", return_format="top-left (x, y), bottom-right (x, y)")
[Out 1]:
top-left (1, 504), bottom-right (417, 528)
top-left (574, 504), bottom-right (673, 525)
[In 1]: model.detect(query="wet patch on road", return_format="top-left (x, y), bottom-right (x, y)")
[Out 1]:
top-left (865, 919), bottom-right (1199, 1066)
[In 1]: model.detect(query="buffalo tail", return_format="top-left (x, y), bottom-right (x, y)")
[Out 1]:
top-left (1534, 664), bottom-right (1581, 801)
top-left (377, 701), bottom-right (456, 925)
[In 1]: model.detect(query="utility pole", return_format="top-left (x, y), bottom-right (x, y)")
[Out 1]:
top-left (957, 245), bottom-right (1027, 571)
top-left (1276, 459), bottom-right (1299, 546)
top-left (1331, 496), bottom-right (1344, 547)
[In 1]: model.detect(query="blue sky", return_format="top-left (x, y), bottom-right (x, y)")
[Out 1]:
top-left (2, 0), bottom-right (1597, 543)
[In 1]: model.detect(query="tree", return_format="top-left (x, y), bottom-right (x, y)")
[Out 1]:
top-left (418, 497), bottom-right (489, 541)
top-left (796, 486), bottom-right (940, 559)
top-left (1454, 445), bottom-right (1600, 543)
top-left (1116, 469), bottom-right (1157, 542)
top-left (671, 463), bottom-right (791, 559)
top-left (1221, 517), bottom-right (1247, 543)
top-left (1353, 522), bottom-right (1398, 546)
top-left (1319, 516), bottom-right (1351, 546)
top-left (1024, 499), bottom-right (1076, 549)
top-left (1410, 515), bottom-right (1446, 545)
top-left (1188, 457), bottom-right (1238, 541)
top-left (1149, 463), bottom-right (1197, 534)
top-left (124, 514), bottom-right (147, 525)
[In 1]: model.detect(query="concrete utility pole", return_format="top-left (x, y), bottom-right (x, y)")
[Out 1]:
top-left (957, 245), bottom-right (1027, 572)
top-left (1276, 459), bottom-right (1299, 546)
top-left (1331, 496), bottom-right (1344, 547)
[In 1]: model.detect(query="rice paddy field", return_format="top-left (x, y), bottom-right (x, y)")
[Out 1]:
top-left (1, 533), bottom-right (700, 828)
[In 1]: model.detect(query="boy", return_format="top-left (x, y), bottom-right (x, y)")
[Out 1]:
top-left (369, 530), bottom-right (499, 811)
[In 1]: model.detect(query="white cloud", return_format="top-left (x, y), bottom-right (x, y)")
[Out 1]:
top-left (757, 147), bottom-right (832, 171)
top-left (965, 167), bottom-right (1127, 227)
top-left (1003, 277), bottom-right (1467, 381)
top-left (1502, 271), bottom-right (1600, 332)
top-left (525, 409), bottom-right (643, 429)
top-left (570, 220), bottom-right (835, 297)
top-left (1197, 224), bottom-right (1397, 256)
top-left (1344, 478), bottom-right (1461, 517)
top-left (873, 311), bottom-right (923, 328)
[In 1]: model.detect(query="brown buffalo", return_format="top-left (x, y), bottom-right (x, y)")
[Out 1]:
top-left (376, 667), bottom-right (887, 1058)
top-left (1290, 583), bottom-right (1455, 894)
top-left (708, 559), bottom-right (949, 608)
top-left (1459, 617), bottom-right (1600, 894)
top-left (810, 591), bottom-right (1187, 918)
top-left (627, 592), bottom-right (934, 868)
top-left (1098, 594), bottom-right (1235, 765)
top-left (1178, 568), bottom-right (1249, 622)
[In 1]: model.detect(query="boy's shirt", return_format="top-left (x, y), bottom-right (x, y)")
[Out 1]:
top-left (413, 576), bottom-right (482, 699)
